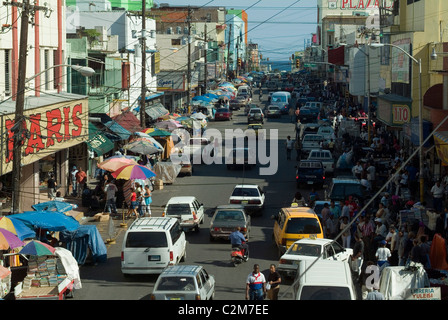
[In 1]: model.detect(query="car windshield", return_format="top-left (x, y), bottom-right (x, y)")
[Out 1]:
top-left (300, 286), bottom-right (351, 300)
top-left (214, 211), bottom-right (245, 222)
top-left (231, 187), bottom-right (259, 197)
top-left (166, 203), bottom-right (191, 215)
top-left (272, 96), bottom-right (286, 102)
top-left (331, 185), bottom-right (362, 198)
top-left (156, 276), bottom-right (196, 291)
top-left (125, 232), bottom-right (168, 248)
top-left (287, 243), bottom-right (321, 257)
top-left (286, 218), bottom-right (321, 234)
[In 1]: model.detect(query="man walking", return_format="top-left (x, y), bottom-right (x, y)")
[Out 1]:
top-left (104, 179), bottom-right (118, 216)
top-left (75, 167), bottom-right (87, 198)
top-left (246, 264), bottom-right (266, 300)
top-left (285, 136), bottom-right (294, 160)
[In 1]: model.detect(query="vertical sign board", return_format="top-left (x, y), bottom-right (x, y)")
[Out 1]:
top-left (407, 288), bottom-right (441, 300)
top-left (0, 98), bottom-right (89, 176)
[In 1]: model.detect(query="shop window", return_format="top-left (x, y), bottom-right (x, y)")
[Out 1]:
top-left (39, 155), bottom-right (56, 191)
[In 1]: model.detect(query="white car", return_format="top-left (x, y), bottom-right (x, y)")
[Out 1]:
top-left (277, 238), bottom-right (353, 278)
top-left (229, 184), bottom-right (265, 216)
top-left (151, 265), bottom-right (215, 300)
top-left (163, 196), bottom-right (205, 232)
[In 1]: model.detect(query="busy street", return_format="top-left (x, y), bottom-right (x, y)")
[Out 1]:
top-left (3, 0), bottom-right (448, 305)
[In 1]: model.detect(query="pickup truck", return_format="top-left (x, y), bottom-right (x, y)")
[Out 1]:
top-left (295, 160), bottom-right (325, 188)
top-left (301, 134), bottom-right (325, 156)
top-left (247, 108), bottom-right (264, 124)
top-left (307, 149), bottom-right (335, 174)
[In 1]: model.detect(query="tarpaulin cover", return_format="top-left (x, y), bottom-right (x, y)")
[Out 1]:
top-left (379, 265), bottom-right (430, 300)
top-left (10, 211), bottom-right (80, 232)
top-left (153, 161), bottom-right (181, 184)
top-left (59, 225), bottom-right (107, 265)
top-left (430, 234), bottom-right (448, 270)
top-left (0, 265), bottom-right (11, 280)
top-left (54, 247), bottom-right (82, 289)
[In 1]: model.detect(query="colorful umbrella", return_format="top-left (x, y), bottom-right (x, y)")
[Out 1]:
top-left (98, 156), bottom-right (139, 172)
top-left (191, 112), bottom-right (207, 120)
top-left (155, 120), bottom-right (183, 131)
top-left (0, 216), bottom-right (35, 241)
top-left (123, 139), bottom-right (161, 155)
top-left (112, 164), bottom-right (156, 180)
top-left (0, 228), bottom-right (25, 250)
top-left (19, 240), bottom-right (56, 256)
top-left (147, 129), bottom-right (172, 137)
top-left (31, 200), bottom-right (77, 213)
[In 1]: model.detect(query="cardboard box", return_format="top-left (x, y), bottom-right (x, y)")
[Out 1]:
top-left (153, 179), bottom-right (164, 190)
top-left (93, 213), bottom-right (110, 222)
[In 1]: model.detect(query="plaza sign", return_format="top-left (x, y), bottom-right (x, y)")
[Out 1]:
top-left (327, 0), bottom-right (395, 10)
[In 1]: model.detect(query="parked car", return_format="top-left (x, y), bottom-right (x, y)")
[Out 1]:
top-left (163, 196), bottom-right (205, 232)
top-left (247, 108), bottom-right (264, 124)
top-left (317, 125), bottom-right (335, 141)
top-left (298, 108), bottom-right (318, 124)
top-left (214, 108), bottom-right (232, 121)
top-left (226, 147), bottom-right (257, 170)
top-left (151, 265), bottom-right (215, 300)
top-left (265, 105), bottom-right (281, 118)
top-left (229, 184), bottom-right (265, 216)
top-left (277, 238), bottom-right (354, 278)
top-left (295, 160), bottom-right (326, 188)
top-left (121, 217), bottom-right (187, 276)
top-left (209, 205), bottom-right (251, 241)
top-left (307, 149), bottom-right (335, 174)
top-left (245, 103), bottom-right (260, 114)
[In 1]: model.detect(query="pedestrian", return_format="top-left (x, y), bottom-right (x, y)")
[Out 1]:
top-left (47, 173), bottom-right (57, 200)
top-left (292, 192), bottom-right (306, 206)
top-left (75, 167), bottom-right (87, 198)
top-left (54, 191), bottom-right (65, 202)
top-left (142, 185), bottom-right (152, 217)
top-left (104, 179), bottom-right (118, 216)
top-left (385, 225), bottom-right (399, 266)
top-left (373, 218), bottom-right (387, 253)
top-left (340, 216), bottom-right (351, 248)
top-left (397, 228), bottom-right (409, 266)
top-left (285, 136), bottom-right (294, 160)
top-left (365, 282), bottom-right (385, 300)
top-left (246, 264), bottom-right (266, 300)
top-left (289, 107), bottom-right (295, 123)
top-left (330, 200), bottom-right (341, 220)
top-left (352, 161), bottom-right (363, 179)
top-left (431, 180), bottom-right (444, 213)
top-left (325, 214), bottom-right (337, 239)
top-left (366, 162), bottom-right (376, 190)
top-left (320, 202), bottom-right (330, 224)
top-left (70, 166), bottom-right (78, 196)
top-left (126, 187), bottom-right (138, 219)
top-left (266, 264), bottom-right (281, 300)
top-left (351, 233), bottom-right (364, 281)
top-left (375, 240), bottom-right (391, 269)
top-left (294, 138), bottom-right (301, 161)
top-left (341, 201), bottom-right (350, 219)
top-left (137, 192), bottom-right (144, 218)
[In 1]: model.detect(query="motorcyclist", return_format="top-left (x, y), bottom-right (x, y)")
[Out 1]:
top-left (229, 227), bottom-right (249, 259)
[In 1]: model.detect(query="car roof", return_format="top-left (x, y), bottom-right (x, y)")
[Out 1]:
top-left (167, 196), bottom-right (197, 203)
top-left (292, 238), bottom-right (333, 246)
top-left (159, 265), bottom-right (203, 276)
top-left (216, 204), bottom-right (245, 210)
top-left (281, 207), bottom-right (317, 216)
top-left (234, 184), bottom-right (259, 188)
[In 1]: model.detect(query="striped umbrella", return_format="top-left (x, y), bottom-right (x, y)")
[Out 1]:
top-left (112, 164), bottom-right (156, 180)
top-left (98, 156), bottom-right (138, 172)
top-left (0, 216), bottom-right (35, 241)
top-left (0, 228), bottom-right (25, 250)
top-left (19, 240), bottom-right (56, 256)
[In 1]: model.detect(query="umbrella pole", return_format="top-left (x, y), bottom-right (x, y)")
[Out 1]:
top-left (120, 201), bottom-right (127, 228)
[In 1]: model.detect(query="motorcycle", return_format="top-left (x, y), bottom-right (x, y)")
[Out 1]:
top-left (231, 241), bottom-right (248, 267)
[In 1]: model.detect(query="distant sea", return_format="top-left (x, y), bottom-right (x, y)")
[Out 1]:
top-left (260, 60), bottom-right (293, 72)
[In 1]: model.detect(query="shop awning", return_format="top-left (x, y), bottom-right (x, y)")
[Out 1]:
top-left (90, 113), bottom-right (131, 141)
top-left (434, 131), bottom-right (448, 165)
top-left (112, 111), bottom-right (143, 133)
top-left (146, 103), bottom-right (170, 120)
top-left (10, 211), bottom-right (80, 232)
top-left (87, 122), bottom-right (115, 156)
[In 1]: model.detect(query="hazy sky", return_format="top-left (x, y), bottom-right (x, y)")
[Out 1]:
top-left (153, 0), bottom-right (318, 61)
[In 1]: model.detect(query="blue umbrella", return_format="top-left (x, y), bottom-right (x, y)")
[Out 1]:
top-left (11, 211), bottom-right (80, 232)
top-left (192, 95), bottom-right (213, 102)
top-left (31, 200), bottom-right (76, 213)
top-left (204, 93), bottom-right (219, 99)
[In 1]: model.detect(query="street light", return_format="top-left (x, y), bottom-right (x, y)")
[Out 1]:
top-left (26, 64), bottom-right (95, 82)
top-left (370, 42), bottom-right (424, 203)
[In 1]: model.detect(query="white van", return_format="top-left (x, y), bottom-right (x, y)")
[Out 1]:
top-left (294, 260), bottom-right (357, 300)
top-left (238, 85), bottom-right (250, 96)
top-left (307, 149), bottom-right (334, 173)
top-left (121, 217), bottom-right (187, 276)
top-left (271, 91), bottom-right (291, 114)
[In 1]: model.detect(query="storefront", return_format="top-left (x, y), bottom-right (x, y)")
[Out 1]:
top-left (0, 94), bottom-right (89, 213)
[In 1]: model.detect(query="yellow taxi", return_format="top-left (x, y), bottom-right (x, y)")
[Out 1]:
top-left (271, 204), bottom-right (323, 257)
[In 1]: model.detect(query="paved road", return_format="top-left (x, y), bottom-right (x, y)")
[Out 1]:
top-left (74, 90), bottom-right (323, 300)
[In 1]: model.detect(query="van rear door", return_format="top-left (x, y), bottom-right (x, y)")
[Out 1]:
top-left (123, 231), bottom-right (170, 271)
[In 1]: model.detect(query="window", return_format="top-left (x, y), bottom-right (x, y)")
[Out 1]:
top-left (199, 270), bottom-right (207, 286)
top-left (125, 232), bottom-right (168, 248)
top-left (171, 39), bottom-right (181, 46)
top-left (53, 50), bottom-right (58, 89)
top-left (286, 218), bottom-right (321, 234)
top-left (196, 274), bottom-right (203, 289)
top-left (4, 49), bottom-right (11, 96)
top-left (44, 49), bottom-right (50, 90)
top-left (170, 222), bottom-right (182, 244)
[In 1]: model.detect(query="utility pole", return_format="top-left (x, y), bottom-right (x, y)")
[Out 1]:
top-left (204, 23), bottom-right (208, 94)
top-left (186, 6), bottom-right (192, 111)
top-left (227, 24), bottom-right (232, 81)
top-left (140, 0), bottom-right (146, 127)
top-left (7, 0), bottom-right (48, 214)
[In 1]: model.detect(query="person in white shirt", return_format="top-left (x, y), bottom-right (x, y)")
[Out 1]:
top-left (285, 136), bottom-right (294, 160)
top-left (246, 264), bottom-right (266, 300)
top-left (431, 180), bottom-right (444, 213)
top-left (104, 180), bottom-right (118, 215)
top-left (375, 240), bottom-right (391, 268)
top-left (352, 161), bottom-right (363, 179)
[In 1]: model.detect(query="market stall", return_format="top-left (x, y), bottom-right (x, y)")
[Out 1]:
top-left (12, 243), bottom-right (80, 300)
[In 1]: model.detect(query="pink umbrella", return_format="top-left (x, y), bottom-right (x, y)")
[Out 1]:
top-left (0, 228), bottom-right (26, 250)
top-left (98, 156), bottom-right (139, 172)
